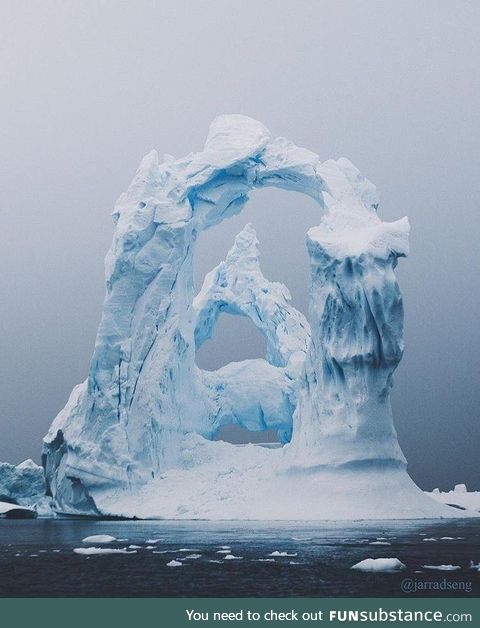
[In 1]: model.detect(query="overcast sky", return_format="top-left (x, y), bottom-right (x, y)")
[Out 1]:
top-left (1, 0), bottom-right (479, 491)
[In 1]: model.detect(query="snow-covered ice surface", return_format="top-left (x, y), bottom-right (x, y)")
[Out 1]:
top-left (0, 501), bottom-right (36, 518)
top-left (40, 114), bottom-right (476, 520)
top-left (426, 485), bottom-right (480, 513)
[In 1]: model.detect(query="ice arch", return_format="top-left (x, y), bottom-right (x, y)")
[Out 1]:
top-left (194, 222), bottom-right (310, 443)
top-left (43, 115), bottom-right (461, 519)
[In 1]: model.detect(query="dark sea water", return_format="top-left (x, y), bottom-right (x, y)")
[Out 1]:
top-left (0, 519), bottom-right (479, 597)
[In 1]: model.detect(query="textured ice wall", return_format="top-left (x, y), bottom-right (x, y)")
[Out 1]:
top-left (288, 163), bottom-right (410, 467)
top-left (43, 114), bottom-right (419, 517)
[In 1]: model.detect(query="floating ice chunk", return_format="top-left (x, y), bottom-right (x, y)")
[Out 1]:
top-left (184, 554), bottom-right (202, 559)
top-left (218, 545), bottom-right (231, 549)
top-left (145, 545), bottom-right (155, 549)
top-left (440, 537), bottom-right (456, 540)
top-left (422, 564), bottom-right (461, 571)
top-left (351, 558), bottom-right (406, 572)
top-left (254, 558), bottom-right (275, 562)
top-left (209, 560), bottom-right (223, 564)
top-left (369, 541), bottom-right (391, 546)
top-left (422, 538), bottom-right (438, 542)
top-left (291, 537), bottom-right (312, 541)
top-left (81, 535), bottom-right (117, 544)
top-left (469, 561), bottom-right (480, 571)
top-left (128, 545), bottom-right (142, 549)
top-left (289, 561), bottom-right (303, 565)
top-left (74, 547), bottom-right (136, 555)
top-left (269, 551), bottom-right (298, 557)
top-left (216, 549), bottom-right (231, 554)
top-left (166, 560), bottom-right (183, 567)
top-left (146, 539), bottom-right (162, 544)
top-left (177, 548), bottom-right (201, 552)
top-left (224, 554), bottom-right (243, 560)
top-left (152, 550), bottom-right (171, 554)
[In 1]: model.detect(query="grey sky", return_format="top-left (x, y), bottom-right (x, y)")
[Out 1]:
top-left (1, 0), bottom-right (479, 491)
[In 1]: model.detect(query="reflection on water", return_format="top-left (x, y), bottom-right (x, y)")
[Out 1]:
top-left (0, 519), bottom-right (479, 597)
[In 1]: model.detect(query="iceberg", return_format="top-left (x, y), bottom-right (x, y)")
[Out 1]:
top-left (0, 459), bottom-right (51, 516)
top-left (81, 535), bottom-right (117, 544)
top-left (40, 114), bottom-right (472, 520)
top-left (351, 558), bottom-right (406, 572)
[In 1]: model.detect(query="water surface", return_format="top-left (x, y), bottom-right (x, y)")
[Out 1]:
top-left (1, 519), bottom-right (479, 597)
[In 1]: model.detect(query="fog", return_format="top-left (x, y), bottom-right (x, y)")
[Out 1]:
top-left (1, 0), bottom-right (479, 490)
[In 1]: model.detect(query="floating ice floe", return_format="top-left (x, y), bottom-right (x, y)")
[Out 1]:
top-left (291, 537), bottom-right (312, 541)
top-left (216, 549), bottom-right (231, 554)
top-left (184, 554), bottom-right (202, 560)
top-left (422, 565), bottom-right (461, 571)
top-left (166, 560), bottom-right (183, 567)
top-left (74, 547), bottom-right (136, 555)
top-left (224, 554), bottom-right (243, 560)
top-left (422, 538), bottom-right (438, 542)
top-left (152, 550), bottom-right (171, 554)
top-left (369, 541), bottom-right (391, 546)
top-left (269, 551), bottom-right (298, 557)
top-left (351, 558), bottom-right (406, 572)
top-left (81, 535), bottom-right (117, 544)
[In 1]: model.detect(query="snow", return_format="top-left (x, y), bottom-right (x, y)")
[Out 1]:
top-left (73, 547), bottom-right (136, 555)
top-left (40, 114), bottom-right (478, 521)
top-left (81, 535), bottom-right (117, 544)
top-left (351, 558), bottom-right (406, 572)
